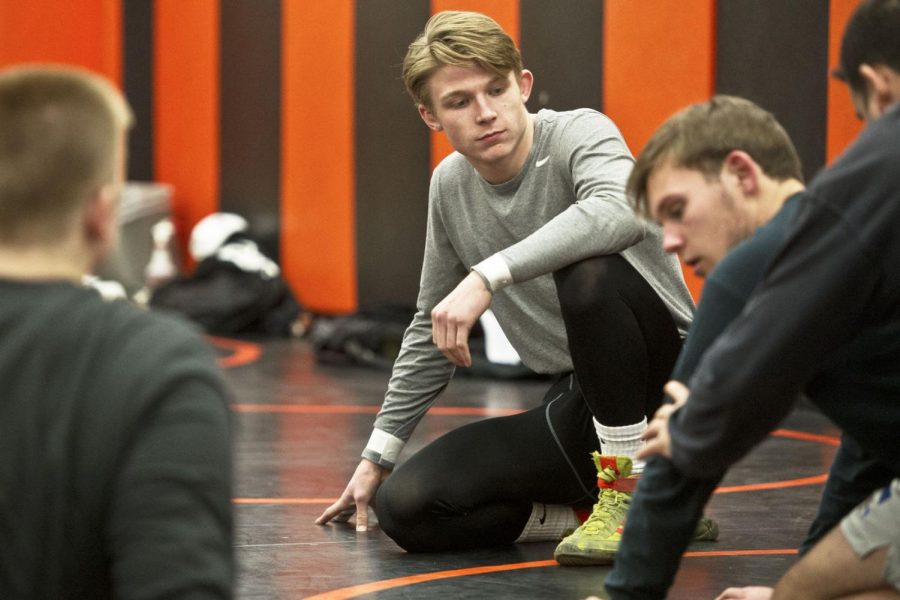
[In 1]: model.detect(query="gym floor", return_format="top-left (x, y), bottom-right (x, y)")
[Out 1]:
top-left (215, 336), bottom-right (840, 600)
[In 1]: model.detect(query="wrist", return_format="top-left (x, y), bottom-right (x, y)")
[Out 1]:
top-left (472, 254), bottom-right (513, 293)
top-left (362, 428), bottom-right (404, 470)
top-left (470, 268), bottom-right (493, 295)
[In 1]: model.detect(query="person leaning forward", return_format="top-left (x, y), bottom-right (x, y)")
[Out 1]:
top-left (603, 1), bottom-right (900, 598)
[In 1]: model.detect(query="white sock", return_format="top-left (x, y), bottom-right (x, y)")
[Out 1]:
top-left (514, 503), bottom-right (581, 543)
top-left (595, 418), bottom-right (647, 475)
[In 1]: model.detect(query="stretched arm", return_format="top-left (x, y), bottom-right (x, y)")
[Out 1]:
top-left (319, 183), bottom-right (467, 530)
top-left (368, 190), bottom-right (468, 455)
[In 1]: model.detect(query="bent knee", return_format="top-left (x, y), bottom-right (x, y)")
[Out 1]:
top-left (376, 475), bottom-right (472, 552)
top-left (555, 255), bottom-right (631, 315)
top-left (375, 478), bottom-right (437, 551)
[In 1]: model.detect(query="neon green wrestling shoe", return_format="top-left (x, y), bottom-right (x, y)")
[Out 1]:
top-left (553, 453), bottom-right (719, 566)
top-left (554, 454), bottom-right (634, 566)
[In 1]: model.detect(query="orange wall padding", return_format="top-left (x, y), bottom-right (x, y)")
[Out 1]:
top-left (0, 0), bottom-right (121, 82)
top-left (281, 0), bottom-right (357, 314)
top-left (153, 0), bottom-right (220, 269)
top-left (429, 0), bottom-right (521, 170)
top-left (604, 1), bottom-right (716, 304)
top-left (827, 0), bottom-right (863, 164)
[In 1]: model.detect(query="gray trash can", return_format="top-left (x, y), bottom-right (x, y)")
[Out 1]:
top-left (95, 182), bottom-right (180, 295)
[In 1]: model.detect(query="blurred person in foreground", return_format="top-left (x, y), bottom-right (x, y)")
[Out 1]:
top-left (0, 65), bottom-right (233, 599)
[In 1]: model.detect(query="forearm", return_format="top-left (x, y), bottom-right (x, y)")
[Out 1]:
top-left (493, 111), bottom-right (643, 285)
top-left (369, 189), bottom-right (472, 462)
top-left (500, 196), bottom-right (646, 284)
top-left (367, 311), bottom-right (455, 468)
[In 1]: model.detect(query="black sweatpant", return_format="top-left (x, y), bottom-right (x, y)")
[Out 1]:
top-left (375, 255), bottom-right (683, 552)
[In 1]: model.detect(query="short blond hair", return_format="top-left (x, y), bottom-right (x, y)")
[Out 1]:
top-left (627, 95), bottom-right (802, 218)
top-left (402, 11), bottom-right (523, 109)
top-left (0, 65), bottom-right (133, 243)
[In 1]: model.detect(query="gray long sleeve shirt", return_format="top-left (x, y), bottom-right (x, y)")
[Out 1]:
top-left (363, 109), bottom-right (695, 468)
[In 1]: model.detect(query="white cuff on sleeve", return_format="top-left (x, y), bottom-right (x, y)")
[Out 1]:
top-left (472, 254), bottom-right (513, 293)
top-left (362, 428), bottom-right (405, 469)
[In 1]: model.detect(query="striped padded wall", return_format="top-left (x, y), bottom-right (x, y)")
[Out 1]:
top-left (603, 1), bottom-right (716, 303)
top-left (716, 1), bottom-right (830, 182)
top-left (521, 0), bottom-right (603, 113)
top-left (153, 1), bottom-right (220, 267)
top-left (281, 1), bottom-right (357, 314)
top-left (354, 0), bottom-right (432, 308)
top-left (827, 0), bottom-right (864, 163)
top-left (219, 0), bottom-right (282, 263)
top-left (0, 0), bottom-right (874, 314)
top-left (123, 1), bottom-right (154, 182)
top-left (0, 0), bottom-right (121, 81)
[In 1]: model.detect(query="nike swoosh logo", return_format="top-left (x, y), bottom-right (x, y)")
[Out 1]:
top-left (536, 156), bottom-right (550, 167)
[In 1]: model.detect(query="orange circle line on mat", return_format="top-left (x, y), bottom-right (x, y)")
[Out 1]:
top-left (206, 336), bottom-right (263, 368)
top-left (714, 428), bottom-right (839, 494)
top-left (233, 498), bottom-right (334, 505)
top-left (304, 550), bottom-right (799, 600)
top-left (231, 428), bottom-right (839, 504)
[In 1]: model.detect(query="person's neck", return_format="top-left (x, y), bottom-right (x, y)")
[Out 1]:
top-left (757, 178), bottom-right (805, 224)
top-left (0, 243), bottom-right (89, 283)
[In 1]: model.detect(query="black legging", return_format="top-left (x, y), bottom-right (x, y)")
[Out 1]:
top-left (555, 254), bottom-right (683, 425)
top-left (375, 254), bottom-right (683, 552)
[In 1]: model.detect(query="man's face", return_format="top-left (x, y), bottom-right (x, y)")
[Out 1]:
top-left (419, 64), bottom-right (533, 183)
top-left (647, 162), bottom-right (754, 278)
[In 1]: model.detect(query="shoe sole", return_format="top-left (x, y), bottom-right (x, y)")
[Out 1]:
top-left (554, 549), bottom-right (615, 566)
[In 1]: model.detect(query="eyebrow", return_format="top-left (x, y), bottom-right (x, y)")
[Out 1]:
top-left (437, 75), bottom-right (508, 105)
top-left (652, 195), bottom-right (682, 221)
top-left (438, 90), bottom-right (468, 104)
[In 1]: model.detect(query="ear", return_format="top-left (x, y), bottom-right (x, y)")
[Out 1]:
top-left (418, 104), bottom-right (443, 132)
top-left (83, 184), bottom-right (119, 260)
top-left (518, 69), bottom-right (534, 103)
top-left (721, 150), bottom-right (761, 197)
top-left (859, 63), bottom-right (893, 116)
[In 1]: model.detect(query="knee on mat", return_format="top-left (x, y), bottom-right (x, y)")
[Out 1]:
top-left (375, 477), bottom-right (435, 551)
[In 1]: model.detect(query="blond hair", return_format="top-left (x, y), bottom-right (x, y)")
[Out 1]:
top-left (402, 11), bottom-right (523, 109)
top-left (627, 95), bottom-right (802, 218)
top-left (0, 65), bottom-right (133, 243)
